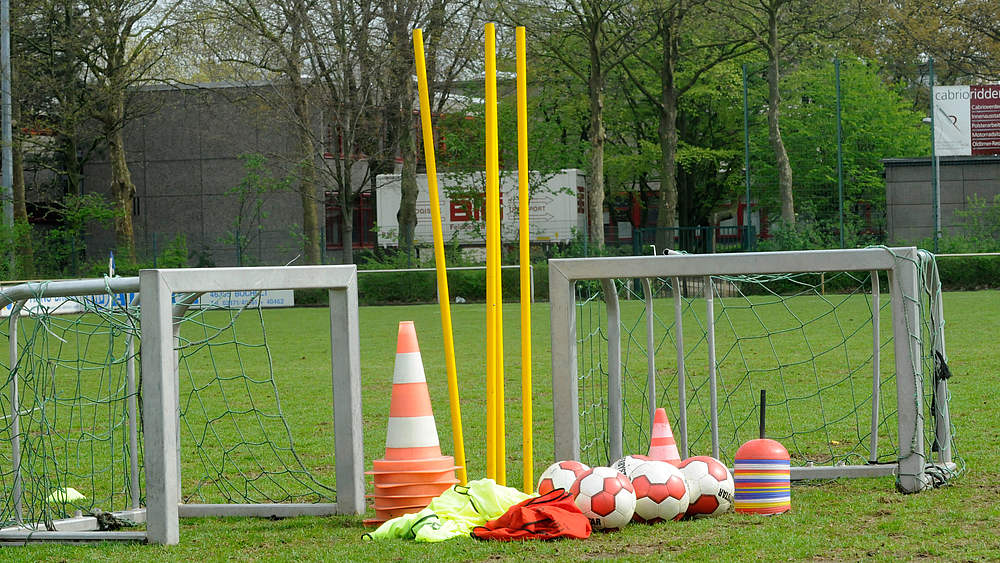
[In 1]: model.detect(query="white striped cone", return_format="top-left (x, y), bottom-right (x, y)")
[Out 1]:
top-left (648, 407), bottom-right (682, 465)
top-left (383, 321), bottom-right (443, 461)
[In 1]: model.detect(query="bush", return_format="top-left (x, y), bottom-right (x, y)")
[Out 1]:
top-left (294, 260), bottom-right (548, 306)
top-left (936, 255), bottom-right (1000, 290)
top-left (84, 235), bottom-right (191, 278)
top-left (757, 204), bottom-right (885, 252)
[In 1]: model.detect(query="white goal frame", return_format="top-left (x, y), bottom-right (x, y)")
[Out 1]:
top-left (549, 247), bottom-right (954, 494)
top-left (0, 266), bottom-right (364, 545)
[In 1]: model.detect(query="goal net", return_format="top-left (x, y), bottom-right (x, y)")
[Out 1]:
top-left (549, 247), bottom-right (959, 493)
top-left (0, 266), bottom-right (363, 544)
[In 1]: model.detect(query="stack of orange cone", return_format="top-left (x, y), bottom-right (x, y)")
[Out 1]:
top-left (364, 321), bottom-right (460, 526)
top-left (648, 407), bottom-right (682, 466)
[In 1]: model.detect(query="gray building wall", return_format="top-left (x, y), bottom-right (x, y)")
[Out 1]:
top-left (83, 82), bottom-right (347, 267)
top-left (884, 156), bottom-right (1000, 243)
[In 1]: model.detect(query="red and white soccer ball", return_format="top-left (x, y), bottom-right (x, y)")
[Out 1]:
top-left (537, 460), bottom-right (591, 496)
top-left (629, 460), bottom-right (690, 523)
top-left (679, 456), bottom-right (735, 518)
top-left (612, 454), bottom-right (653, 478)
top-left (570, 466), bottom-right (637, 530)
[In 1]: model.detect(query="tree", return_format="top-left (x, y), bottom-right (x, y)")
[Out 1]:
top-left (14, 0), bottom-right (101, 196)
top-left (382, 0), bottom-right (421, 261)
top-left (304, 0), bottom-right (388, 264)
top-left (748, 57), bottom-right (927, 241)
top-left (79, 0), bottom-right (181, 263)
top-left (712, 0), bottom-right (859, 226)
top-left (202, 0), bottom-right (324, 264)
top-left (856, 1), bottom-right (1000, 85)
top-left (382, 0), bottom-right (484, 262)
top-left (621, 0), bottom-right (750, 249)
top-left (220, 154), bottom-right (291, 265)
top-left (11, 99), bottom-right (35, 277)
top-left (506, 0), bottom-right (644, 248)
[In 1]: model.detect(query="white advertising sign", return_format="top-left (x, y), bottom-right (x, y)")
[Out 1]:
top-left (932, 84), bottom-right (1000, 156)
top-left (376, 169), bottom-right (587, 246)
top-left (932, 86), bottom-right (972, 156)
top-left (0, 288), bottom-right (294, 317)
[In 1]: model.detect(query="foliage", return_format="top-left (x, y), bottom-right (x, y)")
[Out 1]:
top-left (33, 193), bottom-right (118, 277)
top-left (935, 256), bottom-right (1000, 290)
top-left (84, 234), bottom-right (191, 277)
top-left (951, 194), bottom-right (1000, 250)
top-left (756, 201), bottom-right (885, 251)
top-left (747, 56), bottom-right (929, 227)
top-left (909, 195), bottom-right (1000, 254)
top-left (219, 154), bottom-right (292, 266)
top-left (0, 221), bottom-right (35, 280)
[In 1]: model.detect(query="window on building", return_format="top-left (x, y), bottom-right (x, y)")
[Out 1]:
top-left (326, 191), bottom-right (376, 249)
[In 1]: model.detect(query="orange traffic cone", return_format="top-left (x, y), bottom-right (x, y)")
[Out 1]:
top-left (365, 321), bottom-right (459, 526)
top-left (648, 407), bottom-right (682, 466)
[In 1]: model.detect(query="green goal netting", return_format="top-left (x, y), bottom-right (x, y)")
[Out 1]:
top-left (553, 247), bottom-right (960, 491)
top-left (0, 286), bottom-right (336, 531)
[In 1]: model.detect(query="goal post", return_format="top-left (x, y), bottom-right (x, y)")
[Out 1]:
top-left (1, 265), bottom-right (364, 545)
top-left (140, 265), bottom-right (364, 544)
top-left (549, 247), bottom-right (956, 494)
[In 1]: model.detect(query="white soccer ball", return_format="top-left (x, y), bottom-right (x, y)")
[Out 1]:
top-left (537, 460), bottom-right (591, 496)
top-left (611, 454), bottom-right (654, 478)
top-left (629, 460), bottom-right (690, 523)
top-left (570, 466), bottom-right (637, 530)
top-left (679, 455), bottom-right (735, 518)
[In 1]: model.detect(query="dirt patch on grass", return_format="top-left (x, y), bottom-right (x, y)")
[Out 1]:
top-left (581, 541), bottom-right (683, 560)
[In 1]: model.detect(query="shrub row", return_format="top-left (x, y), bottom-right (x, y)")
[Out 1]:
top-left (296, 263), bottom-right (550, 306)
top-left (936, 255), bottom-right (1000, 291)
top-left (294, 254), bottom-right (996, 306)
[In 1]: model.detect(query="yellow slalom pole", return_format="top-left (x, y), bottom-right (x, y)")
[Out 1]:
top-left (413, 28), bottom-right (467, 485)
top-left (495, 224), bottom-right (505, 487)
top-left (484, 22), bottom-right (498, 482)
top-left (515, 26), bottom-right (533, 494)
top-left (486, 23), bottom-right (506, 486)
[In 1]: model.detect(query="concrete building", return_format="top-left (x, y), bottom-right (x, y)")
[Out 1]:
top-left (82, 81), bottom-right (369, 267)
top-left (883, 156), bottom-right (1000, 243)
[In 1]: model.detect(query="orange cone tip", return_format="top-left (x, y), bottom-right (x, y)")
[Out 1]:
top-left (648, 407), bottom-right (682, 466)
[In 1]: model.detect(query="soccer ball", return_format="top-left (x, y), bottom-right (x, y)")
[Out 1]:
top-left (537, 460), bottom-right (591, 496)
top-left (629, 460), bottom-right (689, 523)
top-left (612, 454), bottom-right (653, 478)
top-left (570, 466), bottom-right (636, 530)
top-left (679, 456), bottom-right (735, 518)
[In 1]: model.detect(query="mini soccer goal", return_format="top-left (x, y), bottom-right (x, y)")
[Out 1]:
top-left (0, 266), bottom-right (363, 545)
top-left (549, 247), bottom-right (958, 493)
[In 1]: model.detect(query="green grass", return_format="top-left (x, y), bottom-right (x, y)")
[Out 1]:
top-left (4, 290), bottom-right (1000, 560)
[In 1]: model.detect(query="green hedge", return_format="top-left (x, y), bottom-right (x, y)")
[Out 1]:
top-left (295, 263), bottom-right (550, 306)
top-left (936, 255), bottom-right (1000, 290)
top-left (293, 255), bottom-right (996, 306)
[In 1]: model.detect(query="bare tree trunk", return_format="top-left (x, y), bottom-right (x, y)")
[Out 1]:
top-left (397, 105), bottom-right (418, 259)
top-left (12, 101), bottom-right (35, 278)
top-left (294, 82), bottom-right (322, 264)
top-left (426, 0), bottom-right (446, 110)
top-left (105, 96), bottom-right (136, 263)
top-left (655, 26), bottom-right (679, 252)
top-left (388, 5), bottom-right (418, 259)
top-left (587, 38), bottom-right (606, 249)
top-left (65, 135), bottom-right (84, 196)
top-left (766, 8), bottom-right (795, 225)
top-left (340, 163), bottom-right (354, 264)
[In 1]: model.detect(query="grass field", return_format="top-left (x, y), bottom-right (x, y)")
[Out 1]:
top-left (4, 289), bottom-right (1000, 561)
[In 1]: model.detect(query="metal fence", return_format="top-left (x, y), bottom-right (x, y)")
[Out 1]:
top-left (630, 226), bottom-right (756, 255)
